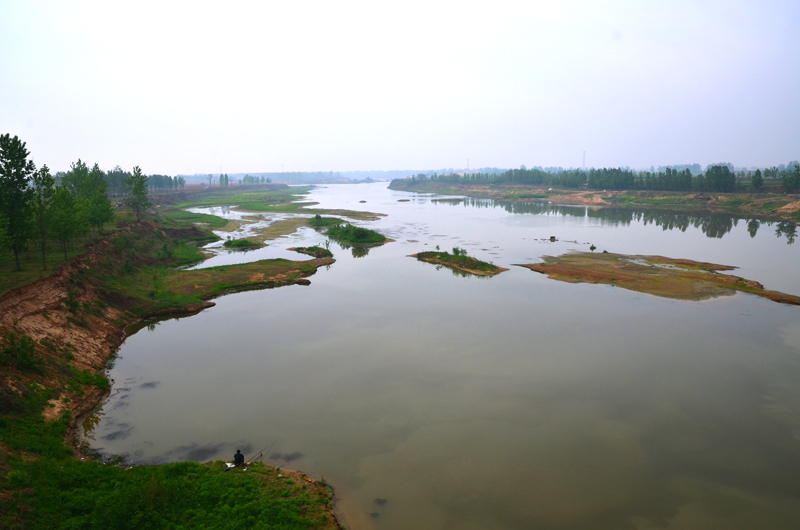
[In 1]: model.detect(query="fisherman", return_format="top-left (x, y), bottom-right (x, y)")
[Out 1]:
top-left (234, 449), bottom-right (245, 467)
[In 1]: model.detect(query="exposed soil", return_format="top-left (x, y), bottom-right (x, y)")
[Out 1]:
top-left (516, 251), bottom-right (800, 304)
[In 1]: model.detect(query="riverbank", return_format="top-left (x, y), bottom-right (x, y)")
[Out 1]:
top-left (388, 180), bottom-right (800, 222)
top-left (0, 219), bottom-right (342, 528)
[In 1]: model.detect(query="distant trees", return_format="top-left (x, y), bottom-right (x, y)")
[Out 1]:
top-left (781, 165), bottom-right (800, 192)
top-left (402, 162), bottom-right (792, 193)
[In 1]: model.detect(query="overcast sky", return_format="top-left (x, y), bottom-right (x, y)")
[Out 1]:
top-left (1, 1), bottom-right (798, 174)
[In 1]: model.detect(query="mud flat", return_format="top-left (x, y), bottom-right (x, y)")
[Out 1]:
top-left (516, 251), bottom-right (800, 304)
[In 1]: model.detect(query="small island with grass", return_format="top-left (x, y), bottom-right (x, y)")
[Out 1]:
top-left (412, 247), bottom-right (508, 277)
top-left (516, 251), bottom-right (800, 305)
top-left (222, 238), bottom-right (263, 250)
top-left (288, 246), bottom-right (333, 258)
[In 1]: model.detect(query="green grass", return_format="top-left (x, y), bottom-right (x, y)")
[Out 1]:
top-left (0, 384), bottom-right (336, 530)
top-left (223, 239), bottom-right (261, 249)
top-left (325, 223), bottom-right (386, 245)
top-left (501, 192), bottom-right (551, 200)
top-left (308, 215), bottom-right (345, 228)
top-left (289, 246), bottom-right (333, 259)
top-left (158, 210), bottom-right (228, 228)
top-left (416, 248), bottom-right (501, 274)
top-left (176, 188), bottom-right (312, 211)
top-left (0, 230), bottom-right (117, 296)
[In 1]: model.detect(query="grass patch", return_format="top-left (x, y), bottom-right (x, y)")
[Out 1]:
top-left (414, 247), bottom-right (506, 276)
top-left (308, 215), bottom-right (345, 228)
top-left (325, 223), bottom-right (386, 245)
top-left (223, 239), bottom-right (261, 249)
top-left (289, 246), bottom-right (333, 259)
top-left (176, 188), bottom-right (312, 211)
top-left (0, 386), bottom-right (337, 530)
top-left (159, 210), bottom-right (228, 228)
top-left (502, 192), bottom-right (550, 200)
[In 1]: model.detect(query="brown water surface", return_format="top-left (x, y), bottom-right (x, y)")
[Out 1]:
top-left (86, 184), bottom-right (800, 529)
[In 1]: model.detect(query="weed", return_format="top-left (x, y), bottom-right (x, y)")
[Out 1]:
top-left (1, 332), bottom-right (43, 373)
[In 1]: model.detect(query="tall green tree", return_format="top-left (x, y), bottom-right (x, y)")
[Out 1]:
top-left (0, 134), bottom-right (35, 270)
top-left (62, 159), bottom-right (92, 199)
top-left (86, 163), bottom-right (113, 233)
top-left (49, 186), bottom-right (79, 260)
top-left (125, 166), bottom-right (150, 221)
top-left (751, 169), bottom-right (763, 191)
top-left (781, 165), bottom-right (800, 192)
top-left (31, 164), bottom-right (55, 270)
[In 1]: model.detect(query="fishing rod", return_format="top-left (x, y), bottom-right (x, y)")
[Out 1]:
top-left (246, 441), bottom-right (276, 465)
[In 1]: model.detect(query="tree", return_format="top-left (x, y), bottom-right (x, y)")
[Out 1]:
top-left (0, 134), bottom-right (35, 270)
top-left (125, 166), bottom-right (150, 221)
top-left (31, 165), bottom-right (55, 270)
top-left (86, 164), bottom-right (113, 233)
top-left (751, 169), bottom-right (763, 191)
top-left (62, 159), bottom-right (92, 199)
top-left (704, 165), bottom-right (736, 192)
top-left (49, 186), bottom-right (78, 260)
top-left (781, 165), bottom-right (800, 192)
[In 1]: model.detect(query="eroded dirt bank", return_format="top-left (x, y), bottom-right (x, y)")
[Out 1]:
top-left (0, 223), bottom-right (332, 439)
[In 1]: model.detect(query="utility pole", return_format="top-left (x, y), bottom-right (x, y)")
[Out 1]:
top-left (583, 151), bottom-right (586, 170)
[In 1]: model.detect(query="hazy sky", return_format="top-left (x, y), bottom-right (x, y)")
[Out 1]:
top-left (1, 1), bottom-right (798, 174)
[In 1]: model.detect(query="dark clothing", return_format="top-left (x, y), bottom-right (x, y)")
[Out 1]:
top-left (234, 452), bottom-right (244, 465)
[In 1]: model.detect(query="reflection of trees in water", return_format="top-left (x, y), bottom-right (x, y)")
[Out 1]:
top-left (444, 197), bottom-right (796, 244)
top-left (775, 222), bottom-right (797, 245)
top-left (433, 264), bottom-right (489, 279)
top-left (337, 242), bottom-right (371, 258)
top-left (748, 219), bottom-right (760, 238)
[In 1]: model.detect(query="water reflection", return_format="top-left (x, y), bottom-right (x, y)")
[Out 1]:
top-left (432, 197), bottom-right (796, 243)
top-left (776, 222), bottom-right (797, 245)
top-left (336, 242), bottom-right (372, 258)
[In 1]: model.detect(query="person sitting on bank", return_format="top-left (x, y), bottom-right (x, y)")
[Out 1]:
top-left (234, 449), bottom-right (245, 466)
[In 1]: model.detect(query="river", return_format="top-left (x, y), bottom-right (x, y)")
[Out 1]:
top-left (85, 183), bottom-right (800, 529)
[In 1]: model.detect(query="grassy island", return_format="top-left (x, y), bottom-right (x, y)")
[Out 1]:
top-left (223, 238), bottom-right (262, 249)
top-left (325, 223), bottom-right (386, 245)
top-left (517, 251), bottom-right (800, 305)
top-left (288, 246), bottom-right (334, 259)
top-left (412, 247), bottom-right (508, 277)
top-left (308, 215), bottom-right (345, 228)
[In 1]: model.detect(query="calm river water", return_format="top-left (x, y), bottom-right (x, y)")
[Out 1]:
top-left (86, 183), bottom-right (800, 529)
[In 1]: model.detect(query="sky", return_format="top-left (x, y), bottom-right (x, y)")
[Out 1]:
top-left (1, 0), bottom-right (798, 174)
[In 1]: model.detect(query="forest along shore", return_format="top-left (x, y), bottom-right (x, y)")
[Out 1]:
top-left (388, 180), bottom-right (800, 223)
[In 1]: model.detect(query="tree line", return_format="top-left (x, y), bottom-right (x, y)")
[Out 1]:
top-left (413, 163), bottom-right (800, 193)
top-left (0, 134), bottom-right (150, 271)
